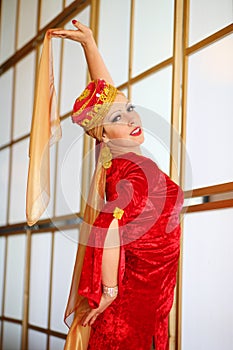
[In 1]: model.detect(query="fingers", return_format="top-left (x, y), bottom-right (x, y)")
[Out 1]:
top-left (49, 19), bottom-right (94, 46)
top-left (72, 19), bottom-right (86, 31)
top-left (82, 309), bottom-right (100, 327)
top-left (89, 313), bottom-right (99, 326)
top-left (50, 19), bottom-right (82, 38)
top-left (72, 19), bottom-right (79, 29)
top-left (50, 30), bottom-right (67, 38)
top-left (50, 29), bottom-right (76, 38)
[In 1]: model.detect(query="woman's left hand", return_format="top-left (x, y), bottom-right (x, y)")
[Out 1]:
top-left (82, 293), bottom-right (117, 327)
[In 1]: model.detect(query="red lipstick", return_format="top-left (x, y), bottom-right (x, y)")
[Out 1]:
top-left (130, 127), bottom-right (142, 136)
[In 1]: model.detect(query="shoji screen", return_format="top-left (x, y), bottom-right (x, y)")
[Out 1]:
top-left (1, 0), bottom-right (231, 349)
top-left (182, 209), bottom-right (233, 349)
top-left (181, 0), bottom-right (233, 349)
top-left (98, 1), bottom-right (182, 349)
top-left (0, 1), bottom-right (91, 349)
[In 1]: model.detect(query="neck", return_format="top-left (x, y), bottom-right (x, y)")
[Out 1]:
top-left (107, 138), bottom-right (142, 159)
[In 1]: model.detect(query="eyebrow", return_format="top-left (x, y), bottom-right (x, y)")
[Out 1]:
top-left (107, 109), bottom-right (121, 120)
top-left (107, 101), bottom-right (131, 120)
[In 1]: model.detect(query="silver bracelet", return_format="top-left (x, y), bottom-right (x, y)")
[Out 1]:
top-left (102, 285), bottom-right (118, 298)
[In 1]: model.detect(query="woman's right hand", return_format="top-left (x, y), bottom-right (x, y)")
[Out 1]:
top-left (50, 20), bottom-right (94, 47)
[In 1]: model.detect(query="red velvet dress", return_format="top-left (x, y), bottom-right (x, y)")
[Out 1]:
top-left (78, 152), bottom-right (184, 350)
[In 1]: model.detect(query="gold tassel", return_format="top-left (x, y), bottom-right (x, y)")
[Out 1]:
top-left (99, 144), bottom-right (112, 169)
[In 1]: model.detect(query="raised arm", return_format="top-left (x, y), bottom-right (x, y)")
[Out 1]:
top-left (51, 20), bottom-right (114, 85)
top-left (52, 21), bottom-right (119, 326)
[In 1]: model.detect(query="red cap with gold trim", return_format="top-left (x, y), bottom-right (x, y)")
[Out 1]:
top-left (71, 79), bottom-right (118, 131)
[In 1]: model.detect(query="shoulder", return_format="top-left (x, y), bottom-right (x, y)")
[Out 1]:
top-left (113, 152), bottom-right (158, 166)
top-left (109, 152), bottom-right (160, 181)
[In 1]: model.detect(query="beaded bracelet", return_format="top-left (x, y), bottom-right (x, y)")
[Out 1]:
top-left (102, 285), bottom-right (118, 298)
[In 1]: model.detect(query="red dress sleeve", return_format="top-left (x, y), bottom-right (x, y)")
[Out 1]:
top-left (78, 154), bottom-right (159, 308)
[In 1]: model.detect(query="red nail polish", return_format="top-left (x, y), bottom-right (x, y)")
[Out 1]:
top-left (72, 19), bottom-right (77, 24)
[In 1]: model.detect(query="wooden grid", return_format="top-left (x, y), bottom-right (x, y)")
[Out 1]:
top-left (0, 0), bottom-right (232, 349)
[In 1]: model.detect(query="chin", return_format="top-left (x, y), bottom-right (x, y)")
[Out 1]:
top-left (140, 135), bottom-right (145, 144)
top-left (136, 134), bottom-right (144, 145)
top-left (130, 138), bottom-right (144, 146)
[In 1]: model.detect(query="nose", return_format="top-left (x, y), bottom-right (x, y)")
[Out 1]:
top-left (128, 119), bottom-right (135, 126)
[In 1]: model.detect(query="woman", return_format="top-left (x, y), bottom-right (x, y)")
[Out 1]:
top-left (51, 20), bottom-right (184, 350)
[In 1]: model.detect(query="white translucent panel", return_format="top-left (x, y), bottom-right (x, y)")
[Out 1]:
top-left (65, 0), bottom-right (74, 6)
top-left (55, 118), bottom-right (83, 216)
top-left (2, 322), bottom-right (22, 350)
top-left (0, 149), bottom-right (10, 226)
top-left (182, 208), bottom-right (233, 350)
top-left (40, 145), bottom-right (56, 220)
top-left (189, 0), bottom-right (233, 45)
top-left (28, 330), bottom-right (47, 350)
top-left (50, 336), bottom-right (66, 350)
top-left (133, 0), bottom-right (174, 76)
top-left (0, 0), bottom-right (17, 64)
top-left (0, 69), bottom-right (13, 146)
top-left (13, 51), bottom-right (36, 139)
top-left (9, 139), bottom-right (29, 224)
top-left (120, 88), bottom-right (128, 98)
top-left (132, 66), bottom-right (172, 174)
top-left (0, 237), bottom-right (6, 314)
top-left (5, 235), bottom-right (26, 318)
top-left (29, 233), bottom-right (52, 328)
top-left (60, 7), bottom-right (90, 115)
top-left (50, 230), bottom-right (78, 332)
top-left (17, 0), bottom-right (38, 49)
top-left (40, 0), bottom-right (63, 28)
top-left (98, 0), bottom-right (130, 86)
top-left (185, 35), bottom-right (233, 190)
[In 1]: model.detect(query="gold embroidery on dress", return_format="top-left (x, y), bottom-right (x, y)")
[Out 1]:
top-left (113, 207), bottom-right (124, 220)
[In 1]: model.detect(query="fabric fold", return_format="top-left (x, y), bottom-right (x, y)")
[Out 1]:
top-left (26, 30), bottom-right (61, 226)
top-left (63, 147), bottom-right (108, 349)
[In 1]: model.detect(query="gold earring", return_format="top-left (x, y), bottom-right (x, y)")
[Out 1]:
top-left (99, 144), bottom-right (112, 169)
